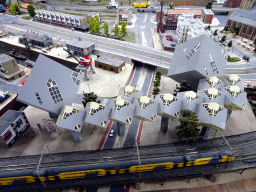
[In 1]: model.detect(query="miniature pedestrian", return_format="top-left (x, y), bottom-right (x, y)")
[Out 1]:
top-left (37, 124), bottom-right (42, 130)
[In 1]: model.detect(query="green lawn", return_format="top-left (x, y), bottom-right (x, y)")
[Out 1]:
top-left (227, 56), bottom-right (241, 62)
top-left (156, 67), bottom-right (168, 76)
top-left (122, 31), bottom-right (136, 43)
top-left (22, 16), bottom-right (32, 20)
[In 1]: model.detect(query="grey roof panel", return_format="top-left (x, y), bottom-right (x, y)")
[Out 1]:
top-left (0, 54), bottom-right (14, 63)
top-left (168, 35), bottom-right (227, 80)
top-left (57, 106), bottom-right (86, 132)
top-left (196, 103), bottom-right (227, 129)
top-left (17, 55), bottom-right (83, 114)
top-left (229, 9), bottom-right (256, 27)
top-left (95, 55), bottom-right (125, 67)
top-left (0, 110), bottom-right (22, 122)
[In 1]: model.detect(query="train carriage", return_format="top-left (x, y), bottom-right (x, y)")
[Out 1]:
top-left (0, 150), bottom-right (234, 187)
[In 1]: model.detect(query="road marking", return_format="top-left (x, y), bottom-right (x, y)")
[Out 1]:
top-left (143, 13), bottom-right (148, 23)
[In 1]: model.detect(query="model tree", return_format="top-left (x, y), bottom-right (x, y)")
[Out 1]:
top-left (88, 17), bottom-right (95, 33)
top-left (114, 23), bottom-right (120, 37)
top-left (94, 16), bottom-right (100, 34)
top-left (27, 5), bottom-right (35, 18)
top-left (176, 110), bottom-right (200, 143)
top-left (82, 92), bottom-right (100, 108)
top-left (10, 3), bottom-right (16, 14)
top-left (155, 70), bottom-right (162, 81)
top-left (253, 38), bottom-right (256, 46)
top-left (221, 35), bottom-right (227, 42)
top-left (213, 29), bottom-right (218, 36)
top-left (14, 2), bottom-right (20, 14)
top-left (103, 22), bottom-right (109, 36)
top-left (153, 78), bottom-right (160, 88)
top-left (206, 1), bottom-right (213, 9)
top-left (121, 20), bottom-right (127, 36)
top-left (234, 26), bottom-right (240, 35)
top-left (253, 47), bottom-right (256, 55)
top-left (206, 25), bottom-right (210, 31)
top-left (223, 26), bottom-right (229, 31)
top-left (228, 40), bottom-right (232, 50)
top-left (167, 2), bottom-right (174, 9)
top-left (152, 87), bottom-right (160, 98)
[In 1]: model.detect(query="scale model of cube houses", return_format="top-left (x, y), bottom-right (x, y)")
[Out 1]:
top-left (155, 93), bottom-right (182, 119)
top-left (167, 34), bottom-right (227, 88)
top-left (56, 105), bottom-right (86, 132)
top-left (133, 96), bottom-right (159, 122)
top-left (84, 101), bottom-right (112, 127)
top-left (221, 85), bottom-right (246, 111)
top-left (118, 85), bottom-right (143, 103)
top-left (197, 76), bottom-right (225, 90)
top-left (220, 74), bottom-right (246, 111)
top-left (195, 102), bottom-right (227, 129)
top-left (177, 91), bottom-right (203, 113)
top-left (17, 55), bottom-right (83, 115)
top-left (197, 88), bottom-right (225, 106)
top-left (109, 95), bottom-right (135, 125)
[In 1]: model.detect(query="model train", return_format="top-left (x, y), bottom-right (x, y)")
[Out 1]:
top-left (0, 150), bottom-right (234, 186)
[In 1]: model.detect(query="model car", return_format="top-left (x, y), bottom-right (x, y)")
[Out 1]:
top-left (109, 129), bottom-right (115, 137)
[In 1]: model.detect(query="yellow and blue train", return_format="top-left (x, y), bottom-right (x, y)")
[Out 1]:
top-left (0, 150), bottom-right (234, 186)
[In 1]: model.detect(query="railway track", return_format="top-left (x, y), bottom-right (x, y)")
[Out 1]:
top-left (0, 132), bottom-right (256, 173)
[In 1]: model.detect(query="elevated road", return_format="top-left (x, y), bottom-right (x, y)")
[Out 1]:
top-left (0, 14), bottom-right (173, 69)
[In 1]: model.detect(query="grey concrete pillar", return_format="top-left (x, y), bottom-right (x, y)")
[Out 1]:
top-left (205, 174), bottom-right (219, 183)
top-left (132, 182), bottom-right (144, 190)
top-left (117, 122), bottom-right (125, 137)
top-left (226, 109), bottom-right (232, 122)
top-left (199, 126), bottom-right (211, 141)
top-left (160, 116), bottom-right (169, 133)
top-left (71, 131), bottom-right (83, 143)
top-left (48, 112), bottom-right (59, 119)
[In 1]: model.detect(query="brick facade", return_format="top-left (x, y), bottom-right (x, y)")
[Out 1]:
top-left (225, 0), bottom-right (242, 8)
top-left (157, 9), bottom-right (202, 33)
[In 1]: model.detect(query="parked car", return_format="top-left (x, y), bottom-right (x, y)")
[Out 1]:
top-left (109, 129), bottom-right (115, 137)
top-left (111, 29), bottom-right (114, 33)
top-left (0, 5), bottom-right (5, 13)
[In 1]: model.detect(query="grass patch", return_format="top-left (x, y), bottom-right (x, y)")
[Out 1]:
top-left (227, 56), bottom-right (241, 62)
top-left (32, 3), bottom-right (47, 10)
top-left (156, 67), bottom-right (168, 76)
top-left (122, 31), bottom-right (136, 43)
top-left (22, 16), bottom-right (32, 20)
top-left (59, 11), bottom-right (88, 16)
top-left (224, 31), bottom-right (232, 34)
top-left (65, 8), bottom-right (116, 13)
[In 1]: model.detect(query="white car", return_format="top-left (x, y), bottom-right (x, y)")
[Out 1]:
top-left (109, 130), bottom-right (115, 137)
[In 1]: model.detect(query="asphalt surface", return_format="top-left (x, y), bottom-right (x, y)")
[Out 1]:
top-left (129, 12), bottom-right (156, 48)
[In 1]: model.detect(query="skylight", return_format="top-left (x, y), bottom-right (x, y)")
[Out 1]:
top-left (62, 106), bottom-right (79, 119)
top-left (203, 88), bottom-right (222, 100)
top-left (159, 93), bottom-right (177, 106)
top-left (137, 96), bottom-right (155, 109)
top-left (225, 86), bottom-right (243, 97)
top-left (225, 74), bottom-right (242, 85)
top-left (47, 79), bottom-right (63, 104)
top-left (114, 95), bottom-right (130, 110)
top-left (186, 42), bottom-right (201, 59)
top-left (182, 91), bottom-right (200, 103)
top-left (205, 76), bottom-right (222, 87)
top-left (88, 102), bottom-right (105, 115)
top-left (123, 85), bottom-right (138, 97)
top-left (203, 103), bottom-right (223, 116)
